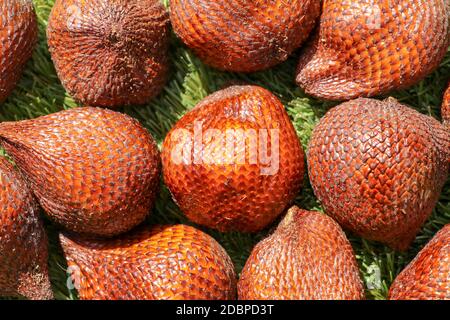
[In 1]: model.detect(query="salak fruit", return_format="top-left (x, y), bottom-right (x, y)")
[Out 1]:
top-left (60, 224), bottom-right (237, 300)
top-left (238, 206), bottom-right (365, 300)
top-left (0, 156), bottom-right (52, 300)
top-left (0, 0), bottom-right (37, 103)
top-left (47, 0), bottom-right (170, 108)
top-left (170, 0), bottom-right (321, 72)
top-left (443, 84), bottom-right (450, 168)
top-left (389, 224), bottom-right (449, 300)
top-left (0, 107), bottom-right (160, 237)
top-left (162, 85), bottom-right (305, 232)
top-left (443, 83), bottom-right (449, 124)
top-left (296, 0), bottom-right (449, 100)
top-left (308, 98), bottom-right (449, 251)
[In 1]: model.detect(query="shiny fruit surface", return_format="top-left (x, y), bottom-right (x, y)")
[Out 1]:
top-left (162, 85), bottom-right (305, 232)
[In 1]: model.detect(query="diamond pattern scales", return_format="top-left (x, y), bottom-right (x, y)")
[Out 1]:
top-left (0, 107), bottom-right (161, 237)
top-left (60, 224), bottom-right (237, 300)
top-left (170, 0), bottom-right (321, 72)
top-left (0, 156), bottom-right (52, 300)
top-left (162, 85), bottom-right (305, 233)
top-left (296, 0), bottom-right (449, 100)
top-left (307, 98), bottom-right (449, 250)
top-left (0, 0), bottom-right (37, 103)
top-left (238, 207), bottom-right (365, 300)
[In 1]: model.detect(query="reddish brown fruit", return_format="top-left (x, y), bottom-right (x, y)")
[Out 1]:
top-left (60, 224), bottom-right (237, 300)
top-left (443, 83), bottom-right (450, 124)
top-left (308, 98), bottom-right (449, 251)
top-left (296, 0), bottom-right (450, 101)
top-left (238, 206), bottom-right (365, 300)
top-left (47, 0), bottom-right (170, 108)
top-left (170, 0), bottom-right (321, 73)
top-left (443, 84), bottom-right (450, 169)
top-left (162, 85), bottom-right (305, 232)
top-left (0, 107), bottom-right (160, 237)
top-left (389, 224), bottom-right (450, 300)
top-left (0, 156), bottom-right (53, 300)
top-left (0, 0), bottom-right (37, 103)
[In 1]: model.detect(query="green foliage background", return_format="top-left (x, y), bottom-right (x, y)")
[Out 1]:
top-left (1, 0), bottom-right (449, 300)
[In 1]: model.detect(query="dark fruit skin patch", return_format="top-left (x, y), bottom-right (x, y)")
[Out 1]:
top-left (60, 224), bottom-right (237, 300)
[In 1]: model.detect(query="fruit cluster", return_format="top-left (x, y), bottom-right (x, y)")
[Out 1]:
top-left (0, 0), bottom-right (448, 300)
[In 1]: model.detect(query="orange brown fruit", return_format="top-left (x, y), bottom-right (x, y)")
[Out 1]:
top-left (389, 224), bottom-right (449, 300)
top-left (238, 206), bottom-right (365, 300)
top-left (170, 0), bottom-right (321, 72)
top-left (0, 0), bottom-right (37, 103)
top-left (0, 156), bottom-right (52, 300)
top-left (443, 83), bottom-right (450, 124)
top-left (60, 224), bottom-right (237, 300)
top-left (162, 85), bottom-right (305, 233)
top-left (308, 98), bottom-right (449, 251)
top-left (0, 107), bottom-right (160, 237)
top-left (47, 0), bottom-right (170, 108)
top-left (296, 0), bottom-right (450, 101)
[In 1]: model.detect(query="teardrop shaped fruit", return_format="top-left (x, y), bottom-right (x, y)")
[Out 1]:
top-left (162, 85), bottom-right (305, 233)
top-left (238, 206), bottom-right (365, 300)
top-left (0, 156), bottom-right (52, 300)
top-left (47, 0), bottom-right (170, 108)
top-left (60, 224), bottom-right (237, 300)
top-left (0, 0), bottom-right (37, 103)
top-left (389, 224), bottom-right (449, 300)
top-left (443, 83), bottom-right (450, 124)
top-left (308, 98), bottom-right (449, 251)
top-left (296, 0), bottom-right (450, 101)
top-left (170, 0), bottom-right (321, 72)
top-left (0, 107), bottom-right (160, 237)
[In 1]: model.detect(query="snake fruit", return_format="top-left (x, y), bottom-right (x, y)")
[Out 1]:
top-left (308, 98), bottom-right (449, 251)
top-left (389, 224), bottom-right (449, 300)
top-left (296, 0), bottom-right (449, 100)
top-left (170, 0), bottom-right (321, 72)
top-left (238, 206), bottom-right (365, 300)
top-left (0, 0), bottom-right (37, 103)
top-left (0, 156), bottom-right (52, 300)
top-left (60, 224), bottom-right (237, 300)
top-left (162, 85), bottom-right (305, 232)
top-left (0, 107), bottom-right (160, 237)
top-left (47, 0), bottom-right (170, 108)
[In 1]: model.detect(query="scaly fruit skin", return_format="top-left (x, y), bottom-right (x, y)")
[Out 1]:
top-left (47, 0), bottom-right (170, 108)
top-left (60, 224), bottom-right (237, 300)
top-left (296, 0), bottom-right (450, 101)
top-left (238, 206), bottom-right (365, 300)
top-left (389, 224), bottom-right (450, 300)
top-left (0, 0), bottom-right (37, 103)
top-left (162, 85), bottom-right (305, 233)
top-left (170, 0), bottom-right (321, 73)
top-left (308, 98), bottom-right (449, 251)
top-left (443, 83), bottom-right (450, 124)
top-left (0, 107), bottom-right (160, 237)
top-left (444, 84), bottom-right (450, 168)
top-left (0, 157), bottom-right (53, 300)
